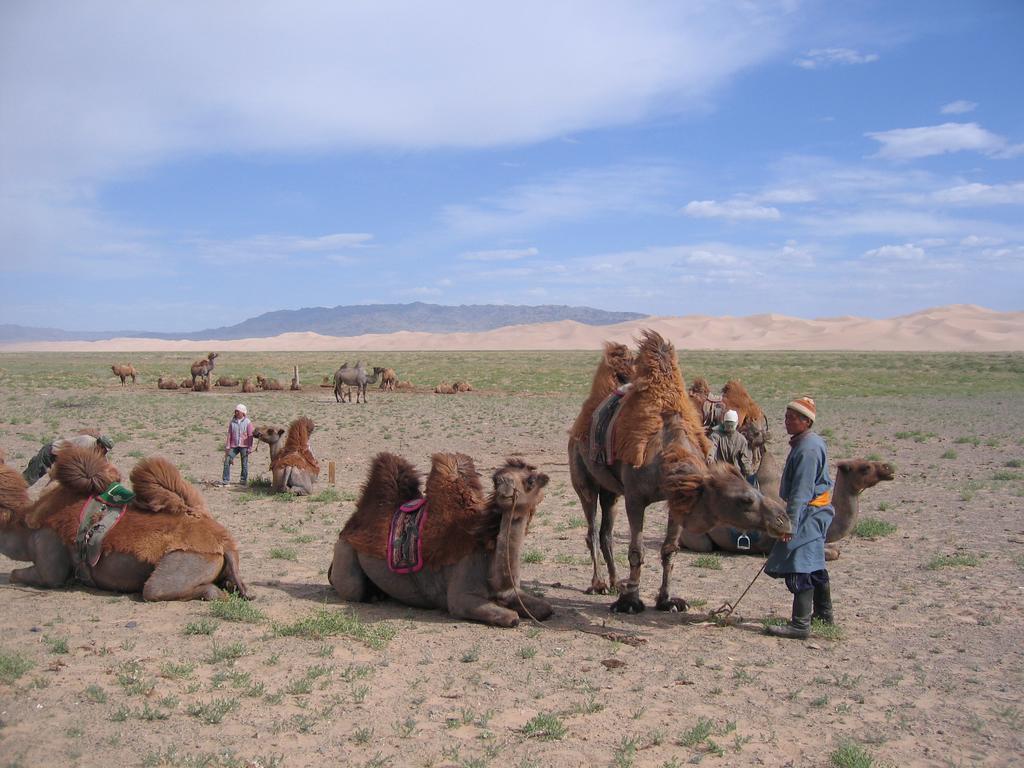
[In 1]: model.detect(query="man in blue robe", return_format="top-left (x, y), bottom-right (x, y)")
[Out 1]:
top-left (765, 396), bottom-right (834, 639)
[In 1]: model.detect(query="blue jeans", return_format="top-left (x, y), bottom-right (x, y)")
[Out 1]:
top-left (223, 447), bottom-right (249, 484)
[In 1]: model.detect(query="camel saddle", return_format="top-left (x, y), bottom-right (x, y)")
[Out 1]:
top-left (75, 482), bottom-right (135, 571)
top-left (589, 387), bottom-right (629, 466)
top-left (699, 395), bottom-right (725, 432)
top-left (387, 498), bottom-right (430, 573)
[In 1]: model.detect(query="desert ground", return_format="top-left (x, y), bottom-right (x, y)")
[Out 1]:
top-left (1, 349), bottom-right (1022, 768)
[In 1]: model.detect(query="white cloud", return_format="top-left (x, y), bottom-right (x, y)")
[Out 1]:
top-left (960, 235), bottom-right (1004, 247)
top-left (864, 243), bottom-right (925, 261)
top-left (758, 187), bottom-right (817, 203)
top-left (460, 247), bottom-right (539, 262)
top-left (0, 3), bottom-right (790, 188)
top-left (683, 199), bottom-right (781, 220)
top-left (442, 165), bottom-right (677, 237)
top-left (794, 48), bottom-right (878, 69)
top-left (933, 182), bottom-right (1024, 205)
top-left (866, 122), bottom-right (1023, 161)
top-left (190, 233), bottom-right (374, 263)
top-left (940, 100), bottom-right (977, 115)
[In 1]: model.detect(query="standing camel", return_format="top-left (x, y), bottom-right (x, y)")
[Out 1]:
top-left (568, 330), bottom-right (790, 612)
top-left (190, 353), bottom-right (218, 388)
top-left (333, 361), bottom-right (379, 403)
top-left (379, 368), bottom-right (398, 391)
top-left (111, 364), bottom-right (137, 387)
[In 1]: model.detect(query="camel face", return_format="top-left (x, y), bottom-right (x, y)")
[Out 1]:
top-left (253, 426), bottom-right (285, 448)
top-left (837, 460), bottom-right (895, 492)
top-left (690, 464), bottom-right (790, 537)
top-left (492, 462), bottom-right (549, 515)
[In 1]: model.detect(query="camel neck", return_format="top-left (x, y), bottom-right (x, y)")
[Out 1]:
top-left (827, 468), bottom-right (859, 542)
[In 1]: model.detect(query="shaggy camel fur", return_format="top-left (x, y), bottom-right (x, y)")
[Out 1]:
top-left (111, 364), bottom-right (137, 387)
top-left (179, 378), bottom-right (193, 390)
top-left (190, 352), bottom-right (218, 388)
top-left (434, 383), bottom-right (456, 394)
top-left (241, 378), bottom-right (256, 393)
top-left (216, 376), bottom-right (239, 387)
top-left (254, 418), bottom-right (319, 495)
top-left (569, 330), bottom-right (789, 611)
top-left (379, 368), bottom-right (397, 391)
top-left (192, 378), bottom-right (210, 392)
top-left (395, 380), bottom-right (414, 391)
top-left (569, 341), bottom-right (635, 442)
top-left (157, 376), bottom-right (179, 390)
top-left (0, 448), bottom-right (248, 601)
top-left (330, 453), bottom-right (553, 627)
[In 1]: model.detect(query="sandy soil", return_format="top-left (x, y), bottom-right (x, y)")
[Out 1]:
top-left (1, 377), bottom-right (1022, 767)
top-left (3, 304), bottom-right (1023, 353)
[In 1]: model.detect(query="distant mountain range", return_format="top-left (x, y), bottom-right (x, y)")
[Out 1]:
top-left (0, 303), bottom-right (646, 343)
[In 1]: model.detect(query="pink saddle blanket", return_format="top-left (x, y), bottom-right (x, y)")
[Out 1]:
top-left (386, 498), bottom-right (429, 573)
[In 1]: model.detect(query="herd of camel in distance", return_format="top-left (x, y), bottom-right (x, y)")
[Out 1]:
top-left (1, 331), bottom-right (894, 627)
top-left (111, 353), bottom-right (472, 401)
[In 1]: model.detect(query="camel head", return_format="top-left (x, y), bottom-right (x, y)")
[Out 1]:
top-left (664, 461), bottom-right (790, 537)
top-left (207, 352), bottom-right (218, 362)
top-left (740, 417), bottom-right (770, 453)
top-left (491, 458), bottom-right (549, 520)
top-left (837, 460), bottom-right (895, 493)
top-left (253, 426), bottom-right (286, 448)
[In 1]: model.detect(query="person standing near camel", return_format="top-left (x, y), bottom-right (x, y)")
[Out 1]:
top-left (706, 409), bottom-right (752, 479)
top-left (764, 396), bottom-right (834, 639)
top-left (23, 431), bottom-right (114, 485)
top-left (222, 404), bottom-right (254, 486)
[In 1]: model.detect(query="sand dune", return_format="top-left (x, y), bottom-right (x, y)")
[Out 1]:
top-left (2, 304), bottom-right (1021, 352)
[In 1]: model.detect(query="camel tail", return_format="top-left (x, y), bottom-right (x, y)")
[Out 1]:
top-left (0, 464), bottom-right (30, 525)
top-left (51, 445), bottom-right (120, 496)
top-left (130, 456), bottom-right (207, 516)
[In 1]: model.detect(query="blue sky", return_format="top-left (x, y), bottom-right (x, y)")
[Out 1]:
top-left (1, 1), bottom-right (1022, 332)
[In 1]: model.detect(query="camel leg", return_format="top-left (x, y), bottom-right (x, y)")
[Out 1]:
top-left (328, 539), bottom-right (375, 602)
top-left (825, 543), bottom-right (841, 561)
top-left (597, 489), bottom-right (619, 592)
top-left (655, 515), bottom-right (688, 612)
top-left (495, 588), bottom-right (554, 621)
top-left (142, 551), bottom-right (223, 601)
top-left (610, 497), bottom-right (647, 614)
top-left (9, 529), bottom-right (73, 588)
top-left (218, 548), bottom-right (251, 598)
top-left (572, 467), bottom-right (606, 594)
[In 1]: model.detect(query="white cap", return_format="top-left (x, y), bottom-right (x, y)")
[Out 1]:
top-left (235, 404), bottom-right (247, 415)
top-left (723, 409), bottom-right (739, 424)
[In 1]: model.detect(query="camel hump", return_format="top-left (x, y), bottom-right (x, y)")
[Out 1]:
top-left (358, 452), bottom-right (423, 513)
top-left (0, 464), bottom-right (30, 526)
top-left (130, 456), bottom-right (208, 517)
top-left (426, 452), bottom-right (485, 514)
top-left (52, 445), bottom-right (121, 496)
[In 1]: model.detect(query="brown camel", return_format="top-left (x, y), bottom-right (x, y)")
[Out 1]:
top-left (253, 418), bottom-right (319, 495)
top-left (192, 378), bottom-right (210, 392)
top-left (453, 381), bottom-right (473, 392)
top-left (240, 378), bottom-right (256, 393)
top-left (111, 364), bottom-right (137, 387)
top-left (395, 380), bottom-right (415, 391)
top-left (379, 368), bottom-right (397, 391)
top-left (678, 458), bottom-right (894, 559)
top-left (568, 330), bottom-right (790, 611)
top-left (157, 376), bottom-right (179, 390)
top-left (568, 341), bottom-right (635, 443)
top-left (216, 376), bottom-right (239, 387)
top-left (256, 374), bottom-right (284, 391)
top-left (434, 382), bottom-right (456, 394)
top-left (0, 447), bottom-right (249, 601)
top-left (179, 378), bottom-right (193, 390)
top-left (329, 452), bottom-right (553, 627)
top-left (190, 352), bottom-right (218, 388)
top-left (720, 380), bottom-right (769, 465)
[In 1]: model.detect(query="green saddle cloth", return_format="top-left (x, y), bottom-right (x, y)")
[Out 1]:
top-left (76, 482), bottom-right (134, 568)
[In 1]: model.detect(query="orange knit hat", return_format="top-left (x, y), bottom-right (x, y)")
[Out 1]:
top-left (786, 396), bottom-right (816, 423)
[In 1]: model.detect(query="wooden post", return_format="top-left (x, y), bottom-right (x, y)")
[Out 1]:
top-left (328, 460), bottom-right (336, 486)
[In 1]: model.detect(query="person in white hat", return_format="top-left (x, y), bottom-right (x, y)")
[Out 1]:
top-left (706, 409), bottom-right (752, 479)
top-left (764, 395), bottom-right (835, 639)
top-left (222, 404), bottom-right (254, 486)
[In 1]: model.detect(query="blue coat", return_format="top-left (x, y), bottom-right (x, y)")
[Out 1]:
top-left (765, 430), bottom-right (834, 576)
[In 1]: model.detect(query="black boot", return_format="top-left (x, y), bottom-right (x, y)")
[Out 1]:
top-left (813, 582), bottom-right (833, 625)
top-left (766, 589), bottom-right (812, 639)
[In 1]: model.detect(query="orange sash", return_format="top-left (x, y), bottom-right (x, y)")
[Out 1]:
top-left (809, 490), bottom-right (832, 507)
